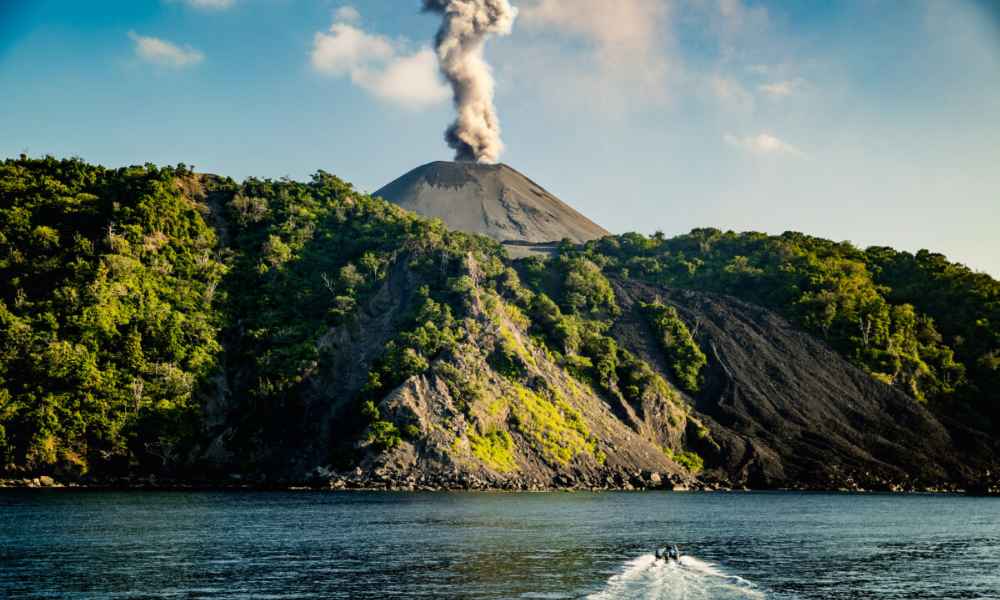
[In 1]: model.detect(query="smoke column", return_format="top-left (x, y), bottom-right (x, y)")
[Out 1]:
top-left (422, 0), bottom-right (517, 163)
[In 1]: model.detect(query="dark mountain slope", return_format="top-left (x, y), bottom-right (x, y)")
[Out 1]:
top-left (610, 281), bottom-right (965, 489)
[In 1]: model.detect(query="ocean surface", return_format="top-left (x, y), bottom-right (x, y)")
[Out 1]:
top-left (1, 490), bottom-right (998, 599)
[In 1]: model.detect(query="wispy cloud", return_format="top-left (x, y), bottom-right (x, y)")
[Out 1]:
top-left (506, 0), bottom-right (791, 117)
top-left (310, 17), bottom-right (448, 109)
top-left (759, 78), bottom-right (805, 98)
top-left (334, 5), bottom-right (361, 23)
top-left (724, 132), bottom-right (804, 157)
top-left (516, 0), bottom-right (673, 108)
top-left (128, 31), bottom-right (203, 68)
top-left (179, 0), bottom-right (235, 9)
top-left (521, 0), bottom-right (669, 69)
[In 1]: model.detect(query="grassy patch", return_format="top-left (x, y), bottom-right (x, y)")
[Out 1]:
top-left (468, 428), bottom-right (518, 473)
top-left (510, 384), bottom-right (599, 465)
top-left (486, 396), bottom-right (508, 417)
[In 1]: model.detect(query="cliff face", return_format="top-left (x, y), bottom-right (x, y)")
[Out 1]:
top-left (205, 253), bottom-right (693, 490)
top-left (201, 252), bottom-right (987, 491)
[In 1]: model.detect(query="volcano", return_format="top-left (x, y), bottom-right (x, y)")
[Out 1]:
top-left (374, 162), bottom-right (608, 248)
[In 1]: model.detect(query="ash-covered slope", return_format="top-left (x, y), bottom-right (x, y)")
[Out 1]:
top-left (610, 280), bottom-right (974, 489)
top-left (374, 161), bottom-right (608, 244)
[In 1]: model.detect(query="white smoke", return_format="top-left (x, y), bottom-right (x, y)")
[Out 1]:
top-left (422, 0), bottom-right (518, 163)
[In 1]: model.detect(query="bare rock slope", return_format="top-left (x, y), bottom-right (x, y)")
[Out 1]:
top-left (610, 280), bottom-right (976, 490)
top-left (374, 161), bottom-right (608, 245)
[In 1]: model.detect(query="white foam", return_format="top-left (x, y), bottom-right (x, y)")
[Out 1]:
top-left (587, 553), bottom-right (765, 600)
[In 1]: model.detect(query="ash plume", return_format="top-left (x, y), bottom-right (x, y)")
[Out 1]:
top-left (422, 0), bottom-right (517, 164)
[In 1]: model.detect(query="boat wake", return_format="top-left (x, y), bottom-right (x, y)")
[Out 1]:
top-left (587, 553), bottom-right (765, 599)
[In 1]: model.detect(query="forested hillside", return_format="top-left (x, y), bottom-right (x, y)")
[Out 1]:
top-left (0, 158), bottom-right (224, 477)
top-left (1, 156), bottom-right (996, 489)
top-left (573, 231), bottom-right (999, 426)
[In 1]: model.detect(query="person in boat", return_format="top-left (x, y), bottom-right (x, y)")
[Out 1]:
top-left (655, 544), bottom-right (681, 562)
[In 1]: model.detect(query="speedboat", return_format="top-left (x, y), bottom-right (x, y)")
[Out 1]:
top-left (655, 544), bottom-right (681, 562)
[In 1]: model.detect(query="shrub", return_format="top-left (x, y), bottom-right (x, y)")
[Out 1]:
top-left (468, 428), bottom-right (517, 472)
top-left (665, 447), bottom-right (704, 474)
top-left (643, 301), bottom-right (707, 393)
top-left (561, 257), bottom-right (619, 316)
top-left (368, 420), bottom-right (402, 451)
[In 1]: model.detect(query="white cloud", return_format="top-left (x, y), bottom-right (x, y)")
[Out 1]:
top-left (521, 0), bottom-right (667, 59)
top-left (310, 19), bottom-right (449, 109)
top-left (351, 49), bottom-right (449, 107)
top-left (724, 133), bottom-right (804, 157)
top-left (334, 6), bottom-right (361, 23)
top-left (759, 78), bottom-right (805, 97)
top-left (503, 0), bottom-right (803, 118)
top-left (311, 23), bottom-right (393, 76)
top-left (518, 0), bottom-right (673, 105)
top-left (168, 0), bottom-right (235, 9)
top-left (128, 31), bottom-right (204, 68)
top-left (186, 0), bottom-right (234, 9)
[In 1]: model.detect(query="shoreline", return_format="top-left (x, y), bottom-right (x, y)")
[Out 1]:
top-left (2, 477), bottom-right (995, 496)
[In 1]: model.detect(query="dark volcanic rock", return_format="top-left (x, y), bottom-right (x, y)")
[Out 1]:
top-left (374, 161), bottom-right (608, 244)
top-left (611, 279), bottom-right (973, 489)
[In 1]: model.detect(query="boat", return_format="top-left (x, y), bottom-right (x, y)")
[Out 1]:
top-left (655, 544), bottom-right (681, 562)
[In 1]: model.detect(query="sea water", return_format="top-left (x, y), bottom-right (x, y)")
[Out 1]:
top-left (1, 490), bottom-right (998, 599)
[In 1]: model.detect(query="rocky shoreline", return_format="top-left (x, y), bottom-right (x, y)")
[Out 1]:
top-left (3, 468), bottom-right (996, 495)
top-left (0, 470), bottom-right (701, 493)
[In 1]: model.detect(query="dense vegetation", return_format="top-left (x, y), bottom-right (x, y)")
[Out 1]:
top-left (0, 157), bottom-right (509, 476)
top-left (0, 157), bottom-right (224, 476)
top-left (1, 156), bottom-right (997, 479)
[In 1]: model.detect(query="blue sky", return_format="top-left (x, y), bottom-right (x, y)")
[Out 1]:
top-left (1, 0), bottom-right (998, 275)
